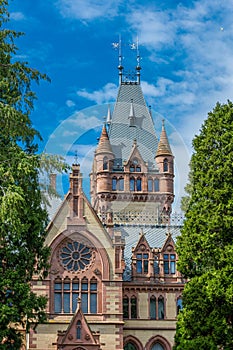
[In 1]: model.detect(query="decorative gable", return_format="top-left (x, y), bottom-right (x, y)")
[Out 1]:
top-left (131, 231), bottom-right (153, 281)
top-left (56, 302), bottom-right (100, 350)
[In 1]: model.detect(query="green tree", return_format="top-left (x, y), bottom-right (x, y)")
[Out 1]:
top-left (174, 101), bottom-right (233, 349)
top-left (0, 1), bottom-right (53, 347)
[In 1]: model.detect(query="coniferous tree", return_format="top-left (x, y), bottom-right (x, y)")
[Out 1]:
top-left (0, 1), bottom-right (52, 347)
top-left (174, 101), bottom-right (233, 350)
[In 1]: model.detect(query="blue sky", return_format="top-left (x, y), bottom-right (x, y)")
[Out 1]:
top-left (7, 0), bottom-right (233, 210)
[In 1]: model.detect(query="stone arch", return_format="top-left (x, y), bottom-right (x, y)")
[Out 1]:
top-left (146, 335), bottom-right (171, 350)
top-left (123, 335), bottom-right (143, 350)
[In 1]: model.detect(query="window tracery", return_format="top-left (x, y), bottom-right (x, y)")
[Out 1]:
top-left (60, 241), bottom-right (93, 272)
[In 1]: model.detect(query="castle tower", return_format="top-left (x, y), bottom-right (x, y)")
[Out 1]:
top-left (90, 63), bottom-right (174, 225)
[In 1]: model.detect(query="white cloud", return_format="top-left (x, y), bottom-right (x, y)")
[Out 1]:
top-left (77, 83), bottom-right (118, 104)
top-left (66, 99), bottom-right (75, 107)
top-left (10, 12), bottom-right (25, 21)
top-left (56, 0), bottom-right (123, 20)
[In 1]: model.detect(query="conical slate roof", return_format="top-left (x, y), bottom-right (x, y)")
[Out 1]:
top-left (108, 83), bottom-right (158, 168)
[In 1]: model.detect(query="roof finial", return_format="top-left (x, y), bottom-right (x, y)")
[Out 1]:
top-left (74, 150), bottom-right (79, 165)
top-left (106, 104), bottom-right (111, 125)
top-left (136, 36), bottom-right (141, 84)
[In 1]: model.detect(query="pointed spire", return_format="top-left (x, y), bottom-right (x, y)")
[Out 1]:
top-left (129, 99), bottom-right (136, 127)
top-left (156, 120), bottom-right (173, 156)
top-left (96, 124), bottom-right (114, 154)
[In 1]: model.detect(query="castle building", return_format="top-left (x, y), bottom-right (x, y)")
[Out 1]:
top-left (30, 59), bottom-right (184, 350)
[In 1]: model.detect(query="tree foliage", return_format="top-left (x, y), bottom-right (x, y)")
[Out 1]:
top-left (174, 101), bottom-right (233, 349)
top-left (0, 1), bottom-right (55, 347)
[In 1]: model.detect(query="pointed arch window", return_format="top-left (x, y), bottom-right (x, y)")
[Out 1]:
top-left (130, 165), bottom-right (135, 172)
top-left (163, 158), bottom-right (168, 172)
top-left (124, 342), bottom-right (138, 350)
top-left (123, 297), bottom-right (129, 318)
top-left (151, 343), bottom-right (165, 350)
top-left (158, 296), bottom-right (164, 319)
top-left (136, 166), bottom-right (141, 172)
top-left (76, 320), bottom-right (82, 339)
top-left (150, 296), bottom-right (156, 320)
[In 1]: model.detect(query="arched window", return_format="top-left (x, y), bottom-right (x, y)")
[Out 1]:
top-left (76, 320), bottom-right (81, 339)
top-left (151, 343), bottom-right (165, 350)
top-left (136, 166), bottom-right (141, 172)
top-left (154, 178), bottom-right (160, 192)
top-left (124, 342), bottom-right (137, 350)
top-left (103, 156), bottom-right (108, 170)
top-left (177, 297), bottom-right (183, 315)
top-left (150, 296), bottom-right (156, 319)
top-left (119, 177), bottom-right (124, 191)
top-left (136, 178), bottom-right (142, 191)
top-left (112, 177), bottom-right (117, 191)
top-left (130, 165), bottom-right (135, 172)
top-left (158, 296), bottom-right (164, 319)
top-left (130, 177), bottom-right (135, 191)
top-left (163, 158), bottom-right (168, 172)
top-left (148, 178), bottom-right (153, 192)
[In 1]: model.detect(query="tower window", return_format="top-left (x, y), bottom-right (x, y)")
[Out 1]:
top-left (154, 178), bottom-right (160, 192)
top-left (112, 177), bottom-right (117, 191)
top-left (163, 158), bottom-right (168, 172)
top-left (130, 165), bottom-right (135, 172)
top-left (164, 254), bottom-right (176, 274)
top-left (136, 178), bottom-right (142, 191)
top-left (130, 177), bottom-right (135, 191)
top-left (148, 178), bottom-right (153, 192)
top-left (103, 156), bottom-right (108, 170)
top-left (119, 177), bottom-right (124, 191)
top-left (136, 166), bottom-right (141, 172)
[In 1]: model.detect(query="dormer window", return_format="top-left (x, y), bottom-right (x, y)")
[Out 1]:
top-left (136, 253), bottom-right (148, 273)
top-left (163, 254), bottom-right (176, 274)
top-left (163, 158), bottom-right (168, 172)
top-left (136, 166), bottom-right (141, 172)
top-left (130, 165), bottom-right (135, 172)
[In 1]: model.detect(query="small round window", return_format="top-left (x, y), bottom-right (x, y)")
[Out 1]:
top-left (60, 241), bottom-right (92, 272)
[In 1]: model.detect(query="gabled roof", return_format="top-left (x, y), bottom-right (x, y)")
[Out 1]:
top-left (56, 303), bottom-right (100, 349)
top-left (109, 83), bottom-right (158, 168)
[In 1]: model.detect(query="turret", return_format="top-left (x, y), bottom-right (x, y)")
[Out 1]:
top-left (155, 120), bottom-right (174, 220)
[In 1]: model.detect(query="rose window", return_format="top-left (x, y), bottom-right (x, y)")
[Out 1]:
top-left (60, 241), bottom-right (92, 272)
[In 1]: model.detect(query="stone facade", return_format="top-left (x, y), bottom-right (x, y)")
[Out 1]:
top-left (28, 65), bottom-right (184, 350)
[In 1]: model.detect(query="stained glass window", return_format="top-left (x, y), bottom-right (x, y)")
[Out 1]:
top-left (60, 241), bottom-right (92, 272)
